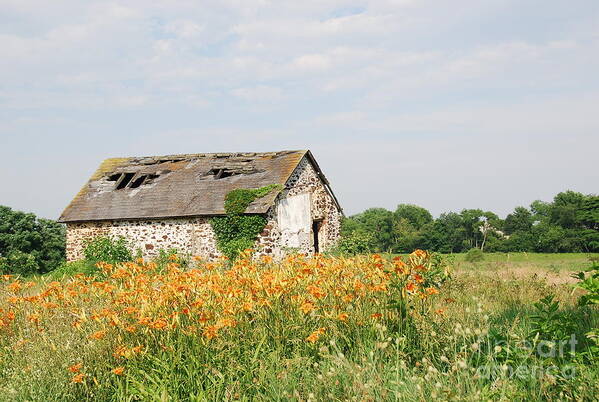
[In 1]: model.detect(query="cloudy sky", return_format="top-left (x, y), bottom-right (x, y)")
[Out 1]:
top-left (1, 0), bottom-right (598, 219)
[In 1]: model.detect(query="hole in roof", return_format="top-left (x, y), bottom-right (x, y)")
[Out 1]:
top-left (107, 173), bottom-right (122, 182)
top-left (210, 169), bottom-right (239, 179)
top-left (116, 173), bottom-right (135, 190)
top-left (129, 175), bottom-right (147, 189)
top-left (145, 174), bottom-right (160, 183)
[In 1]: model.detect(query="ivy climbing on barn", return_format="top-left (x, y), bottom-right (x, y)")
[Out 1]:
top-left (210, 184), bottom-right (283, 260)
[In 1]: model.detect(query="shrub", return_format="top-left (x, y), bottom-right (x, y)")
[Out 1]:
top-left (151, 248), bottom-right (190, 270)
top-left (464, 247), bottom-right (485, 262)
top-left (45, 260), bottom-right (98, 279)
top-left (332, 231), bottom-right (374, 255)
top-left (0, 250), bottom-right (39, 276)
top-left (573, 263), bottom-right (599, 358)
top-left (83, 236), bottom-right (132, 264)
top-left (529, 295), bottom-right (576, 343)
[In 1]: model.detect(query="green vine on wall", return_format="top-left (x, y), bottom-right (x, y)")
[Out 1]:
top-left (210, 184), bottom-right (283, 260)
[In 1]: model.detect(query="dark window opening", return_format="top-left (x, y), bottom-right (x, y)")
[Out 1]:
top-left (116, 173), bottom-right (135, 190)
top-left (107, 173), bottom-right (122, 182)
top-left (129, 175), bottom-right (147, 189)
top-left (144, 174), bottom-right (160, 183)
top-left (312, 220), bottom-right (321, 253)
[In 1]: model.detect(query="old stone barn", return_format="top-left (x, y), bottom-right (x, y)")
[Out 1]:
top-left (59, 150), bottom-right (343, 261)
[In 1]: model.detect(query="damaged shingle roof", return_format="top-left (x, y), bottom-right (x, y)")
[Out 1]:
top-left (58, 150), bottom-right (341, 222)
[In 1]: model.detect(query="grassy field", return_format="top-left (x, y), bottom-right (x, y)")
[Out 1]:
top-left (0, 252), bottom-right (598, 401)
top-left (453, 252), bottom-right (598, 269)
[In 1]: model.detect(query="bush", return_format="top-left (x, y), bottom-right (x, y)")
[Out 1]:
top-left (151, 248), bottom-right (190, 270)
top-left (45, 260), bottom-right (98, 280)
top-left (83, 236), bottom-right (132, 264)
top-left (0, 250), bottom-right (39, 276)
top-left (332, 231), bottom-right (374, 255)
top-left (464, 247), bottom-right (485, 262)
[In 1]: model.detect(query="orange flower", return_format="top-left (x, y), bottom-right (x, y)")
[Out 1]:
top-left (425, 287), bottom-right (439, 295)
top-left (7, 281), bottom-right (22, 292)
top-left (299, 301), bottom-right (315, 314)
top-left (71, 373), bottom-right (86, 383)
top-left (216, 317), bottom-right (236, 328)
top-left (203, 325), bottom-right (219, 340)
top-left (149, 318), bottom-right (168, 330)
top-left (370, 313), bottom-right (383, 319)
top-left (89, 330), bottom-right (107, 340)
top-left (307, 285), bottom-right (327, 299)
top-left (337, 312), bottom-right (349, 322)
top-left (410, 249), bottom-right (427, 258)
top-left (68, 363), bottom-right (82, 373)
top-left (111, 367), bottom-right (125, 375)
top-left (306, 328), bottom-right (326, 343)
top-left (261, 255), bottom-right (273, 264)
top-left (405, 282), bottom-right (416, 293)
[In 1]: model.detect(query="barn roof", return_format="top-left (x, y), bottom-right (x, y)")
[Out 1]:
top-left (58, 150), bottom-right (341, 223)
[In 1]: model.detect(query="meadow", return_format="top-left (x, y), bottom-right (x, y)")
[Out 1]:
top-left (0, 252), bottom-right (598, 401)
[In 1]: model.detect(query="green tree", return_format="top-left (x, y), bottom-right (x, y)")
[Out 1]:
top-left (0, 206), bottom-right (65, 275)
top-left (422, 212), bottom-right (466, 253)
top-left (577, 196), bottom-right (599, 251)
top-left (345, 208), bottom-right (395, 252)
top-left (458, 209), bottom-right (501, 250)
top-left (550, 190), bottom-right (587, 229)
top-left (391, 204), bottom-right (432, 253)
top-left (394, 204), bottom-right (433, 230)
top-left (533, 222), bottom-right (567, 252)
top-left (530, 199), bottom-right (551, 223)
top-left (504, 206), bottom-right (533, 234)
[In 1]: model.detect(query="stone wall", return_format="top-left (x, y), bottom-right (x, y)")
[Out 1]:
top-left (65, 218), bottom-right (221, 261)
top-left (65, 156), bottom-right (342, 261)
top-left (256, 156), bottom-right (342, 257)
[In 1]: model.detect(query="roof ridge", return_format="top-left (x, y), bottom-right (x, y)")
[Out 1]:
top-left (101, 150), bottom-right (308, 161)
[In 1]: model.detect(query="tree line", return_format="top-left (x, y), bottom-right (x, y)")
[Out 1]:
top-left (340, 190), bottom-right (599, 253)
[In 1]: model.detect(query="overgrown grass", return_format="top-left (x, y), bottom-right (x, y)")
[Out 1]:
top-left (0, 252), bottom-right (597, 401)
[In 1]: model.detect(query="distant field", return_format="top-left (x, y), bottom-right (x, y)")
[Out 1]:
top-left (394, 252), bottom-right (599, 285)
top-left (452, 252), bottom-right (598, 269)
top-left (390, 252), bottom-right (597, 270)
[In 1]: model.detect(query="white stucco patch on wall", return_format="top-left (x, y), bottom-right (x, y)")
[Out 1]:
top-left (277, 193), bottom-right (311, 249)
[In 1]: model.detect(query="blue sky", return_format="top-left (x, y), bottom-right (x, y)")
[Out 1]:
top-left (1, 0), bottom-right (598, 219)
